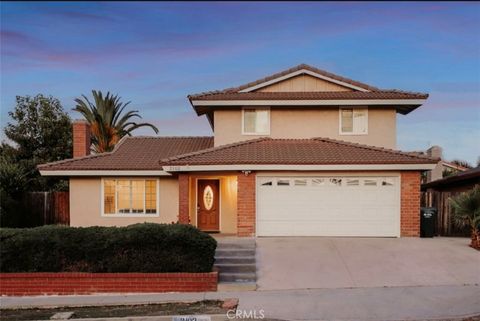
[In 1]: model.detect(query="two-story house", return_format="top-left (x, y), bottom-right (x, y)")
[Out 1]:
top-left (39, 64), bottom-right (437, 237)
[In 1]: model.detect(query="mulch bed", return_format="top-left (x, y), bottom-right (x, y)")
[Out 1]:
top-left (0, 300), bottom-right (227, 321)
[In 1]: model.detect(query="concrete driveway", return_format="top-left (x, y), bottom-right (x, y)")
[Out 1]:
top-left (256, 237), bottom-right (480, 290)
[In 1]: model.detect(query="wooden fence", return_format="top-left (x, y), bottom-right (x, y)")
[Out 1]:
top-left (421, 191), bottom-right (469, 236)
top-left (23, 192), bottom-right (69, 226)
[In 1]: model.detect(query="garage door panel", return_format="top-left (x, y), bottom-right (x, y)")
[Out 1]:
top-left (258, 220), bottom-right (398, 237)
top-left (257, 176), bottom-right (400, 237)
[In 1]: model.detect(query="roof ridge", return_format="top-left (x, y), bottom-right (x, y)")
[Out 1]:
top-left (189, 91), bottom-right (429, 101)
top-left (159, 137), bottom-right (271, 164)
top-left (312, 137), bottom-right (439, 162)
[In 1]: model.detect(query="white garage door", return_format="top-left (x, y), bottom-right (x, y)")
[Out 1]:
top-left (256, 176), bottom-right (400, 237)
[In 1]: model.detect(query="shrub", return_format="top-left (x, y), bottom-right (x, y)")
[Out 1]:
top-left (0, 223), bottom-right (217, 273)
top-left (450, 185), bottom-right (480, 249)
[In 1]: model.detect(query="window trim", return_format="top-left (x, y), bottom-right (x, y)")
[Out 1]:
top-left (339, 107), bottom-right (368, 135)
top-left (100, 178), bottom-right (160, 217)
top-left (241, 107), bottom-right (271, 135)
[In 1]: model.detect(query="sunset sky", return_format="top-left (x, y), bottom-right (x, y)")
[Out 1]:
top-left (1, 2), bottom-right (479, 163)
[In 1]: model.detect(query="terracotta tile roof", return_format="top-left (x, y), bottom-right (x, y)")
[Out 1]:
top-left (160, 137), bottom-right (437, 166)
top-left (189, 91), bottom-right (428, 101)
top-left (38, 136), bottom-right (214, 171)
top-left (188, 64), bottom-right (381, 99)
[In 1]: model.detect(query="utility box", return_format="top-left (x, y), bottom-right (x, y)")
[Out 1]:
top-left (420, 207), bottom-right (437, 238)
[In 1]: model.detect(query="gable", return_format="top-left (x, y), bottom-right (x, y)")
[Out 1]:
top-left (257, 74), bottom-right (353, 92)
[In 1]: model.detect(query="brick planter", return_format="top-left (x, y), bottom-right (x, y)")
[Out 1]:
top-left (0, 272), bottom-right (218, 296)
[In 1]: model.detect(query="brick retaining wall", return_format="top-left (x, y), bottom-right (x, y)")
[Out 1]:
top-left (0, 272), bottom-right (217, 296)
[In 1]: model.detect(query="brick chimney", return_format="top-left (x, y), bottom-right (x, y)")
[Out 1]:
top-left (73, 120), bottom-right (91, 158)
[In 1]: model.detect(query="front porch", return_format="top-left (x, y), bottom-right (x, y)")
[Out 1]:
top-left (177, 172), bottom-right (256, 237)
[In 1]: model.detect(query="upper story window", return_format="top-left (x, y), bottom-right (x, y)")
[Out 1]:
top-left (103, 179), bottom-right (158, 216)
top-left (242, 107), bottom-right (270, 135)
top-left (340, 108), bottom-right (368, 135)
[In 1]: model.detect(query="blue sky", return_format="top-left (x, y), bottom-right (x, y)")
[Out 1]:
top-left (1, 2), bottom-right (479, 164)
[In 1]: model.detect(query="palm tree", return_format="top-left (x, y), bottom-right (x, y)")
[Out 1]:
top-left (450, 185), bottom-right (480, 249)
top-left (74, 90), bottom-right (158, 153)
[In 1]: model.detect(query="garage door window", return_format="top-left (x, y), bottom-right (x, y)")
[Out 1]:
top-left (277, 179), bottom-right (290, 186)
top-left (346, 178), bottom-right (360, 186)
top-left (329, 178), bottom-right (342, 186)
top-left (294, 179), bottom-right (307, 186)
top-left (382, 178), bottom-right (394, 186)
top-left (312, 178), bottom-right (325, 186)
top-left (364, 179), bottom-right (377, 186)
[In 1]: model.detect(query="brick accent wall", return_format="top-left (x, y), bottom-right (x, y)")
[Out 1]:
top-left (73, 120), bottom-right (91, 158)
top-left (178, 174), bottom-right (190, 224)
top-left (401, 171), bottom-right (421, 237)
top-left (0, 272), bottom-right (217, 296)
top-left (237, 172), bottom-right (256, 237)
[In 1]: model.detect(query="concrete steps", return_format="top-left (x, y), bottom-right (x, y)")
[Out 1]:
top-left (214, 238), bottom-right (256, 286)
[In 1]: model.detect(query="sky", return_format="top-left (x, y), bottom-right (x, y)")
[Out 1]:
top-left (1, 1), bottom-right (479, 164)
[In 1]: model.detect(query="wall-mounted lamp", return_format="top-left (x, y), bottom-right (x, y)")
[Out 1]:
top-left (242, 170), bottom-right (251, 176)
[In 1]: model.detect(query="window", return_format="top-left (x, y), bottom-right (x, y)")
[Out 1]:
top-left (243, 108), bottom-right (270, 135)
top-left (346, 178), bottom-right (359, 186)
top-left (103, 179), bottom-right (158, 215)
top-left (340, 108), bottom-right (368, 134)
top-left (328, 178), bottom-right (342, 186)
top-left (381, 178), bottom-right (394, 186)
top-left (311, 178), bottom-right (325, 186)
top-left (294, 179), bottom-right (307, 186)
top-left (277, 179), bottom-right (290, 186)
top-left (364, 179), bottom-right (377, 186)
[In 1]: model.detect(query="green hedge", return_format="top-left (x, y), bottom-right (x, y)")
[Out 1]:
top-left (0, 223), bottom-right (217, 273)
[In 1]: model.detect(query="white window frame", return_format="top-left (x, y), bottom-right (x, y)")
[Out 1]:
top-left (241, 107), bottom-right (271, 135)
top-left (339, 107), bottom-right (368, 135)
top-left (100, 178), bottom-right (160, 217)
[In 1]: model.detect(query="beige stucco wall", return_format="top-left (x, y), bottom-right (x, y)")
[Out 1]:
top-left (214, 108), bottom-right (397, 149)
top-left (188, 175), bottom-right (238, 234)
top-left (69, 177), bottom-right (179, 227)
top-left (258, 74), bottom-right (352, 92)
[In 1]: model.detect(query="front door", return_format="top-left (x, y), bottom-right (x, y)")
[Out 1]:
top-left (197, 179), bottom-right (220, 232)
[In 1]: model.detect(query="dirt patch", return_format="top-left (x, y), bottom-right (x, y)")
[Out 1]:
top-left (0, 300), bottom-right (226, 321)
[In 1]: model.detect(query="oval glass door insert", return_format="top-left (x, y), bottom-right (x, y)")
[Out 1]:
top-left (203, 185), bottom-right (214, 210)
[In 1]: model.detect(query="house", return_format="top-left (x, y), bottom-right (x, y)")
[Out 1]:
top-left (413, 145), bottom-right (469, 183)
top-left (39, 64), bottom-right (437, 237)
top-left (422, 166), bottom-right (480, 193)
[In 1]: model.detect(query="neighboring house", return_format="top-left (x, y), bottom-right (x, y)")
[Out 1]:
top-left (414, 146), bottom-right (469, 183)
top-left (39, 64), bottom-right (437, 237)
top-left (422, 166), bottom-right (480, 193)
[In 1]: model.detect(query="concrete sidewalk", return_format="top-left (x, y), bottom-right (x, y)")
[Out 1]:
top-left (2, 285), bottom-right (479, 321)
